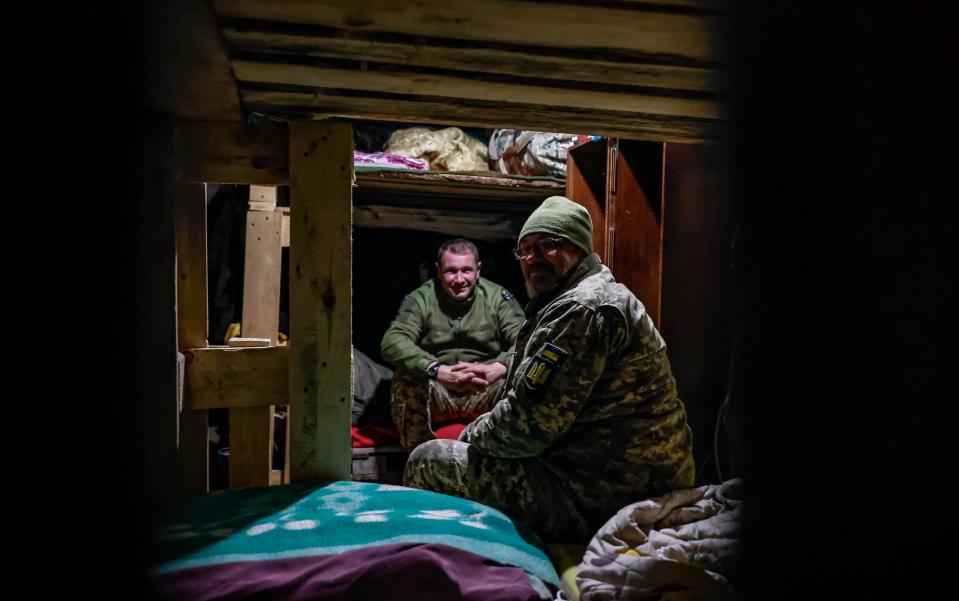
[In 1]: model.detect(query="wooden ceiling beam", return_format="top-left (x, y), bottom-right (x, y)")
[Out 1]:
top-left (240, 89), bottom-right (726, 144)
top-left (220, 22), bottom-right (724, 93)
top-left (214, 0), bottom-right (724, 64)
top-left (232, 59), bottom-right (721, 120)
top-left (142, 0), bottom-right (244, 121)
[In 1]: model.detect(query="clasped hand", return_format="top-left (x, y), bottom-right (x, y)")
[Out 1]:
top-left (436, 362), bottom-right (507, 395)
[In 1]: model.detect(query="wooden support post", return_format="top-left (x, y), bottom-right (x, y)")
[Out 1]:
top-left (277, 204), bottom-right (291, 482)
top-left (229, 192), bottom-right (282, 488)
top-left (289, 120), bottom-right (353, 482)
top-left (175, 182), bottom-right (210, 496)
top-left (280, 207), bottom-right (290, 248)
top-left (241, 206), bottom-right (282, 345)
top-left (249, 185), bottom-right (278, 211)
top-left (229, 405), bottom-right (274, 488)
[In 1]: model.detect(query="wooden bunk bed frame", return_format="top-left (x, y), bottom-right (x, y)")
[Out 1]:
top-left (178, 126), bottom-right (576, 492)
top-left (177, 121), bottom-right (353, 493)
top-left (175, 121), bottom-right (707, 496)
top-left (137, 0), bottom-right (730, 531)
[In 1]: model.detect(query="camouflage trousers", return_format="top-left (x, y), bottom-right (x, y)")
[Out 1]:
top-left (403, 439), bottom-right (595, 543)
top-left (389, 368), bottom-right (505, 451)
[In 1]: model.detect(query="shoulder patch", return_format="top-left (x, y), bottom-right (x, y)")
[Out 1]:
top-left (524, 342), bottom-right (568, 390)
top-left (502, 289), bottom-right (513, 302)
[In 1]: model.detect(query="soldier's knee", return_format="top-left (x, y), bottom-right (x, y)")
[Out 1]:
top-left (404, 440), bottom-right (454, 483)
top-left (403, 439), bottom-right (467, 494)
top-left (407, 439), bottom-right (448, 464)
top-left (403, 442), bottom-right (435, 489)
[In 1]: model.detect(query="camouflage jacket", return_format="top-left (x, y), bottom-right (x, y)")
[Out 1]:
top-left (380, 278), bottom-right (525, 374)
top-left (461, 254), bottom-right (695, 521)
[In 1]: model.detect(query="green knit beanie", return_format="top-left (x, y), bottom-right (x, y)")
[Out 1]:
top-left (519, 195), bottom-right (593, 256)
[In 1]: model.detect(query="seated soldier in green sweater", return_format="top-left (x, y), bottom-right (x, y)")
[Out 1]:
top-left (381, 239), bottom-right (525, 450)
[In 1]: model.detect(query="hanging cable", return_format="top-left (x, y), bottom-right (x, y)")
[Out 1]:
top-left (714, 394), bottom-right (728, 483)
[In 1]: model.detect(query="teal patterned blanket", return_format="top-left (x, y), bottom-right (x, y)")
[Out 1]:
top-left (153, 480), bottom-right (559, 589)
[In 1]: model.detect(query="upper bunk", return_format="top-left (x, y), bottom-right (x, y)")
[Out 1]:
top-left (352, 168), bottom-right (563, 242)
top-left (198, 120), bottom-right (575, 249)
top-left (355, 168), bottom-right (563, 202)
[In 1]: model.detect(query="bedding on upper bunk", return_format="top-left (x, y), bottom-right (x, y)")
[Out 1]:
top-left (575, 479), bottom-right (742, 601)
top-left (353, 150), bottom-right (428, 171)
top-left (488, 130), bottom-right (582, 178)
top-left (384, 127), bottom-right (489, 171)
top-left (151, 480), bottom-right (560, 601)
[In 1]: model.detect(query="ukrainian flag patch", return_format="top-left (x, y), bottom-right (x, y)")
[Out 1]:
top-left (524, 342), bottom-right (568, 390)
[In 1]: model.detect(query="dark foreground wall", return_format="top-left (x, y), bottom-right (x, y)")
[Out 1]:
top-left (16, 1), bottom-right (151, 598)
top-left (18, 2), bottom-right (955, 598)
top-left (726, 2), bottom-right (956, 598)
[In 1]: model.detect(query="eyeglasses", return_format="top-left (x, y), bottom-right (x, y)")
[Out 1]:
top-left (512, 236), bottom-right (566, 260)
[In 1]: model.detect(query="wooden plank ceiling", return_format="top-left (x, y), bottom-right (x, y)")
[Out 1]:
top-left (209, 0), bottom-right (727, 144)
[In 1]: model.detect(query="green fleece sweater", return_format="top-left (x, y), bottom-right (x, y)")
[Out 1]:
top-left (381, 278), bottom-right (525, 373)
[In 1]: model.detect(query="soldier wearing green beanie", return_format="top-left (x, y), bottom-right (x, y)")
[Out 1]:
top-left (404, 195), bottom-right (695, 544)
top-left (519, 195), bottom-right (594, 256)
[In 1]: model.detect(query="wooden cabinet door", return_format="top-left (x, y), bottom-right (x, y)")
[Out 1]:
top-left (607, 139), bottom-right (665, 328)
top-left (567, 138), bottom-right (664, 328)
top-left (566, 137), bottom-right (608, 258)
